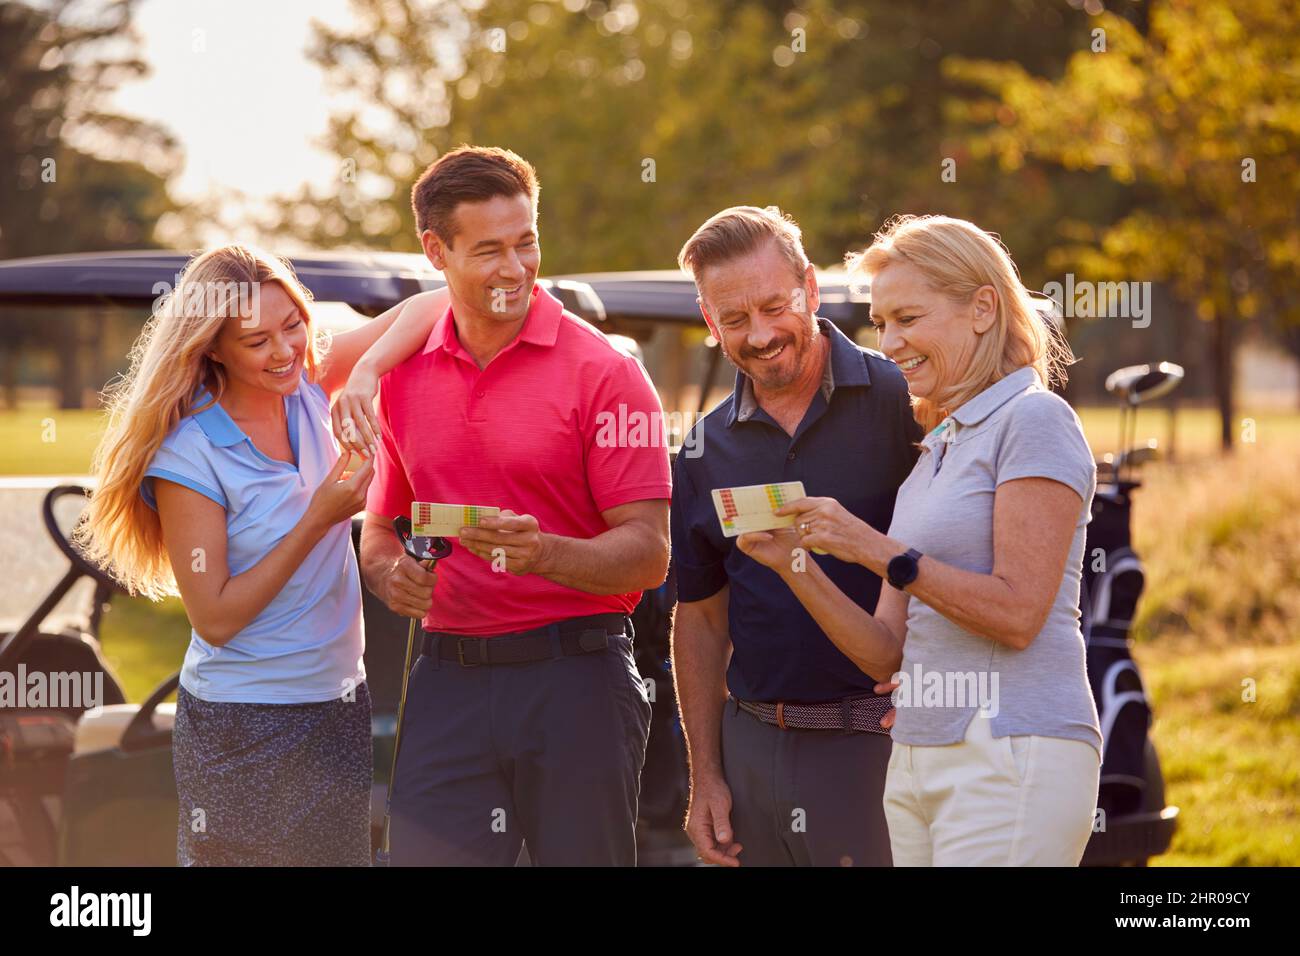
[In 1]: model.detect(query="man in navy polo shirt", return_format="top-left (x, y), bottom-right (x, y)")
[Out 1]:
top-left (671, 206), bottom-right (922, 866)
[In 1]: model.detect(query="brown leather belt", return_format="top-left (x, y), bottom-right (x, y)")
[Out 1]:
top-left (732, 693), bottom-right (893, 736)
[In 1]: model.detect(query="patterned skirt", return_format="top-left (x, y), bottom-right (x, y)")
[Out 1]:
top-left (173, 682), bottom-right (373, 866)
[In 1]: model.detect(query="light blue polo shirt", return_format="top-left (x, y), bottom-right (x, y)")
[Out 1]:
top-left (141, 374), bottom-right (365, 704)
top-left (886, 366), bottom-right (1102, 757)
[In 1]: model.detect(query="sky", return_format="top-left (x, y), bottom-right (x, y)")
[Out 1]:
top-left (108, 0), bottom-right (356, 206)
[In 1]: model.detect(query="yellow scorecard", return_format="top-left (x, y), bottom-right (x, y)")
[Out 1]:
top-left (412, 501), bottom-right (501, 538)
top-left (710, 481), bottom-right (806, 537)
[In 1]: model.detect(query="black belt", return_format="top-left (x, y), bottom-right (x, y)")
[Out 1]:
top-left (421, 613), bottom-right (628, 667)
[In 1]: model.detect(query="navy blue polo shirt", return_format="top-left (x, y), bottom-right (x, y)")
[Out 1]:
top-left (671, 318), bottom-right (923, 702)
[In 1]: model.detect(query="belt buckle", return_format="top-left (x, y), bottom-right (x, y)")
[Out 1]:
top-left (457, 638), bottom-right (481, 668)
top-left (577, 629), bottom-right (610, 653)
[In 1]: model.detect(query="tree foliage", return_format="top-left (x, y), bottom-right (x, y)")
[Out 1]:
top-left (0, 0), bottom-right (180, 407)
top-left (282, 0), bottom-right (1105, 276)
top-left (947, 0), bottom-right (1300, 446)
top-left (1, 0), bottom-right (178, 259)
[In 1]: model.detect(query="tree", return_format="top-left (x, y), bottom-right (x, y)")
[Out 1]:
top-left (280, 0), bottom-right (1106, 279)
top-left (946, 0), bottom-right (1300, 450)
top-left (0, 0), bottom-right (179, 407)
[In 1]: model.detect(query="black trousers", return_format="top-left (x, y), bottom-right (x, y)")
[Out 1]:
top-left (389, 626), bottom-right (652, 866)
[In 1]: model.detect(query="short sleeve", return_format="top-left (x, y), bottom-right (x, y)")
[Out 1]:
top-left (994, 391), bottom-right (1095, 501)
top-left (669, 448), bottom-right (729, 603)
top-left (141, 422), bottom-right (226, 510)
top-left (583, 356), bottom-right (673, 513)
top-left (365, 372), bottom-right (415, 520)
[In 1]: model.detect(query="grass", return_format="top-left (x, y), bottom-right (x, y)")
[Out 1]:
top-left (97, 593), bottom-right (193, 704)
top-left (1074, 404), bottom-right (1300, 461)
top-left (4, 402), bottom-right (1298, 864)
top-left (1139, 640), bottom-right (1300, 866)
top-left (1114, 437), bottom-right (1300, 866)
top-left (0, 409), bottom-right (108, 475)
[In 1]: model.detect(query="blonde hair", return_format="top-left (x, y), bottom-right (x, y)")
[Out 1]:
top-left (75, 244), bottom-right (322, 599)
top-left (846, 214), bottom-right (1073, 433)
top-left (677, 205), bottom-right (810, 284)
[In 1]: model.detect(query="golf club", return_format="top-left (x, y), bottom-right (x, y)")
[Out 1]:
top-left (377, 515), bottom-right (452, 865)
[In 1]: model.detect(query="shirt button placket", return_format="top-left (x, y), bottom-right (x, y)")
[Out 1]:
top-left (469, 370), bottom-right (488, 423)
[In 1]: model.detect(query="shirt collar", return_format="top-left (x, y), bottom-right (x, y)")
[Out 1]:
top-left (727, 317), bottom-right (871, 427)
top-left (424, 283), bottom-right (563, 357)
top-left (948, 366), bottom-right (1040, 429)
top-left (189, 390), bottom-right (247, 447)
top-left (188, 380), bottom-right (304, 448)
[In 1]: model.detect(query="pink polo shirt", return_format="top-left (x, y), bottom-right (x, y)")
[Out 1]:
top-left (368, 285), bottom-right (672, 636)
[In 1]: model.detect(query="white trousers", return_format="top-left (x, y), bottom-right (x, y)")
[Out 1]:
top-left (883, 713), bottom-right (1100, 866)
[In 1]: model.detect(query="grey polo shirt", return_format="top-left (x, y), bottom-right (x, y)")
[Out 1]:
top-left (886, 366), bottom-right (1103, 756)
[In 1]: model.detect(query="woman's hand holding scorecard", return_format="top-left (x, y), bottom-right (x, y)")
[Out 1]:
top-left (305, 453), bottom-right (374, 533)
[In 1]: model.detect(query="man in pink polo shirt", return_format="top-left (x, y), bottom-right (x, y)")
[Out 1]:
top-left (359, 146), bottom-right (671, 866)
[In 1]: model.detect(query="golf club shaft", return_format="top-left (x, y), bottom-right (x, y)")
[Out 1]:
top-left (380, 558), bottom-right (434, 860)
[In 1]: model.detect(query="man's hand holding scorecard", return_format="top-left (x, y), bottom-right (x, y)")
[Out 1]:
top-left (412, 501), bottom-right (502, 539)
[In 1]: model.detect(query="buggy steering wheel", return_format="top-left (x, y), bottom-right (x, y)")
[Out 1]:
top-left (43, 484), bottom-right (128, 595)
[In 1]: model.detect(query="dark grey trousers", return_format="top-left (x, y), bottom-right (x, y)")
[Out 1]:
top-left (720, 699), bottom-right (893, 866)
top-left (389, 629), bottom-right (651, 866)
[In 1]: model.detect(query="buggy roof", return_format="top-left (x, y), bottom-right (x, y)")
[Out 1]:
top-left (0, 250), bottom-right (604, 320)
top-left (550, 269), bottom-right (874, 329)
top-left (0, 253), bottom-right (1059, 330)
top-left (551, 269), bottom-right (1063, 330)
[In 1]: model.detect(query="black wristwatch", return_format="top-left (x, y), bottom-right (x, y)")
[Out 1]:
top-left (886, 548), bottom-right (923, 589)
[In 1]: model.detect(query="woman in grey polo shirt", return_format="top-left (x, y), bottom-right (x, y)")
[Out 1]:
top-left (737, 214), bottom-right (1101, 866)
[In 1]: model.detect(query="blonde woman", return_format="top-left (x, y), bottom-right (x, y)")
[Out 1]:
top-left (737, 215), bottom-right (1102, 866)
top-left (79, 244), bottom-right (447, 866)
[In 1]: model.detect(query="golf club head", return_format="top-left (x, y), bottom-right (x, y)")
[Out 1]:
top-left (1105, 361), bottom-right (1185, 406)
top-left (393, 515), bottom-right (452, 566)
top-left (1118, 439), bottom-right (1161, 471)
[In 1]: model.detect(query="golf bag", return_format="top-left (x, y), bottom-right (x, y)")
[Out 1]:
top-left (1080, 479), bottom-right (1157, 820)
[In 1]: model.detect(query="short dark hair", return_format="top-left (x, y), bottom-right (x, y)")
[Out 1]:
top-left (678, 205), bottom-right (810, 284)
top-left (411, 145), bottom-right (540, 247)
